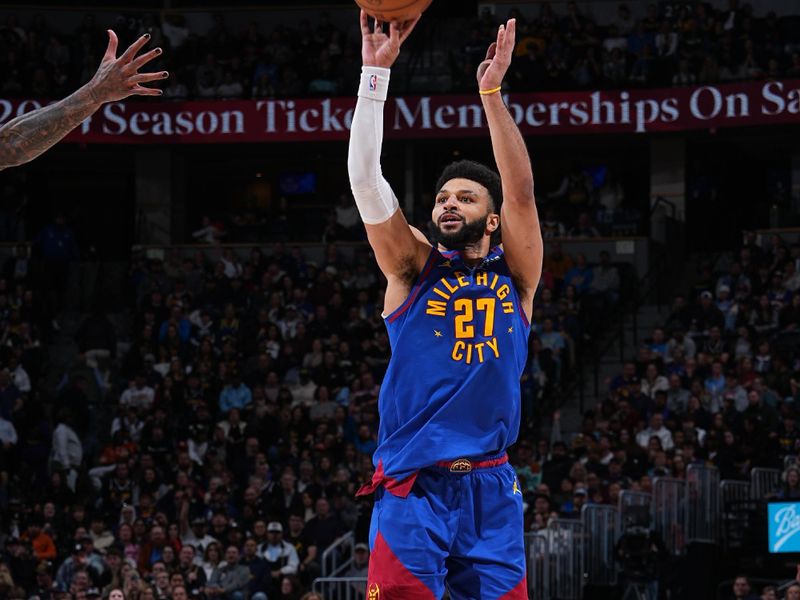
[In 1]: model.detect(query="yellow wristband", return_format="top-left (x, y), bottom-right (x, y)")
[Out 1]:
top-left (479, 85), bottom-right (502, 96)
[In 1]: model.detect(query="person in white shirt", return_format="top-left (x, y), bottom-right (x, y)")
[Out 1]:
top-left (216, 71), bottom-right (243, 99)
top-left (636, 414), bottom-right (674, 451)
top-left (119, 376), bottom-right (155, 411)
top-left (261, 522), bottom-right (299, 585)
top-left (7, 357), bottom-right (30, 394)
top-left (641, 363), bottom-right (669, 399)
top-left (183, 518), bottom-right (219, 556)
top-left (50, 412), bottom-right (83, 491)
top-left (335, 193), bottom-right (360, 233)
top-left (0, 415), bottom-right (18, 446)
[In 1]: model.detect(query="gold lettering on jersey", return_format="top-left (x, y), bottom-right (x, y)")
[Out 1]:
top-left (426, 299), bottom-right (447, 317)
top-left (441, 278), bottom-right (459, 294)
top-left (450, 337), bottom-right (500, 364)
top-left (428, 271), bottom-right (516, 318)
top-left (425, 269), bottom-right (517, 364)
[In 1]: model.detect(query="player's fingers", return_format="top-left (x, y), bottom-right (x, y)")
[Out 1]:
top-left (104, 29), bottom-right (119, 60)
top-left (119, 33), bottom-right (152, 63)
top-left (485, 42), bottom-right (497, 61)
top-left (389, 21), bottom-right (401, 46)
top-left (129, 71), bottom-right (169, 84)
top-left (497, 23), bottom-right (506, 51)
top-left (360, 10), bottom-right (371, 36)
top-left (507, 18), bottom-right (516, 39)
top-left (127, 47), bottom-right (163, 72)
top-left (374, 19), bottom-right (382, 34)
top-left (504, 19), bottom-right (516, 55)
top-left (398, 14), bottom-right (422, 42)
top-left (129, 85), bottom-right (163, 97)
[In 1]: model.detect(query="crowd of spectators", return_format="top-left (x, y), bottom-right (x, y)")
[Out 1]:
top-left (0, 200), bottom-right (627, 600)
top-left (0, 1), bottom-right (798, 102)
top-left (2, 218), bottom-right (797, 598)
top-left (506, 231), bottom-right (800, 596)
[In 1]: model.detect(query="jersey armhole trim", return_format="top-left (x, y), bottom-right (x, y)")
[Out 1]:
top-left (384, 248), bottom-right (439, 324)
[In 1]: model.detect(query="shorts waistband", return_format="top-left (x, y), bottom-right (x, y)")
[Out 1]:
top-left (433, 452), bottom-right (508, 473)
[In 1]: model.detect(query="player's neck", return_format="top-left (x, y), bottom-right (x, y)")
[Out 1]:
top-left (438, 238), bottom-right (492, 265)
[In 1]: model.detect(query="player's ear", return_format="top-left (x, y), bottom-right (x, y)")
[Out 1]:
top-left (486, 212), bottom-right (500, 233)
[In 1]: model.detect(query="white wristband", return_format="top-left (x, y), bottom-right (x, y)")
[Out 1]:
top-left (358, 66), bottom-right (391, 102)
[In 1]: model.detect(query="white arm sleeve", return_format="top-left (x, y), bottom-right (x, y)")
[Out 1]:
top-left (347, 66), bottom-right (400, 225)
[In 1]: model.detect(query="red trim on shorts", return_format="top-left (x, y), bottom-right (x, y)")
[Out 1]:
top-left (386, 249), bottom-right (438, 324)
top-left (435, 453), bottom-right (509, 470)
top-left (356, 459), bottom-right (419, 498)
top-left (366, 531), bottom-right (436, 599)
top-left (498, 576), bottom-right (528, 599)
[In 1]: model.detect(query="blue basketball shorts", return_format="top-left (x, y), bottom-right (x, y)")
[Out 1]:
top-left (364, 453), bottom-right (528, 599)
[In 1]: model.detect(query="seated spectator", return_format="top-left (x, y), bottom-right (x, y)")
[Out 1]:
top-left (636, 414), bottom-right (674, 451)
top-left (641, 363), bottom-right (668, 400)
top-left (563, 254), bottom-right (593, 295)
top-left (567, 212), bottom-right (600, 238)
top-left (729, 575), bottom-right (759, 600)
top-left (205, 545), bottom-right (250, 600)
top-left (262, 522), bottom-right (299, 597)
top-left (589, 250), bottom-right (620, 307)
top-left (777, 466), bottom-right (800, 500)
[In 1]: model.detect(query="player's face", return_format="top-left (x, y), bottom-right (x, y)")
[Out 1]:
top-left (432, 178), bottom-right (498, 249)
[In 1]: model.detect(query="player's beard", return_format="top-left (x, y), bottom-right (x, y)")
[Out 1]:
top-left (431, 213), bottom-right (489, 250)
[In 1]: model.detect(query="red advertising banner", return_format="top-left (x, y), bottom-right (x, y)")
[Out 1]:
top-left (1, 79), bottom-right (798, 143)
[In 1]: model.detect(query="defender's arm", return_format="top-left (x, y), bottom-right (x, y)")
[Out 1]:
top-left (0, 30), bottom-right (166, 171)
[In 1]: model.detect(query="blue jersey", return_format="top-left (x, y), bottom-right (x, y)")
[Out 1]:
top-left (374, 246), bottom-right (531, 481)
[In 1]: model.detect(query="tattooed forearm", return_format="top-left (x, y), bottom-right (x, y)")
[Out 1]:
top-left (0, 29), bottom-right (165, 171)
top-left (0, 85), bottom-right (101, 171)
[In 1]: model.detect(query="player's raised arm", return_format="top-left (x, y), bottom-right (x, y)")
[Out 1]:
top-left (0, 30), bottom-right (167, 171)
top-left (477, 19), bottom-right (542, 317)
top-left (348, 11), bottom-right (429, 293)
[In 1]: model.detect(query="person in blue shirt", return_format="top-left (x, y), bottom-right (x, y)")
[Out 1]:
top-left (563, 253), bottom-right (593, 295)
top-left (219, 374), bottom-right (252, 413)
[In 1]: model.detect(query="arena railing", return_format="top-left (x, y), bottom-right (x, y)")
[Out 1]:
top-left (321, 531), bottom-right (355, 577)
top-left (546, 519), bottom-right (585, 600)
top-left (750, 467), bottom-right (782, 500)
top-left (311, 576), bottom-right (368, 600)
top-left (686, 464), bottom-right (720, 545)
top-left (525, 532), bottom-right (550, 600)
top-left (525, 467), bottom-right (790, 596)
top-left (582, 503), bottom-right (619, 587)
top-left (652, 477), bottom-right (688, 557)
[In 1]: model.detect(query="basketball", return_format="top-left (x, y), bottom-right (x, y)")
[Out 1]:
top-left (355, 0), bottom-right (433, 22)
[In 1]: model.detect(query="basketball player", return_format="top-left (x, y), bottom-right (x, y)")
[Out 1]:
top-left (349, 11), bottom-right (541, 600)
top-left (0, 30), bottom-right (166, 170)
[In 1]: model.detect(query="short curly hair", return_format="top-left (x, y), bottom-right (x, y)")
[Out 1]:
top-left (435, 160), bottom-right (503, 213)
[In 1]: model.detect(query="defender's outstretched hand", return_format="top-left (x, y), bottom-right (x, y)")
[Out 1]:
top-left (87, 30), bottom-right (168, 103)
top-left (360, 9), bottom-right (421, 69)
top-left (477, 18), bottom-right (516, 90)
